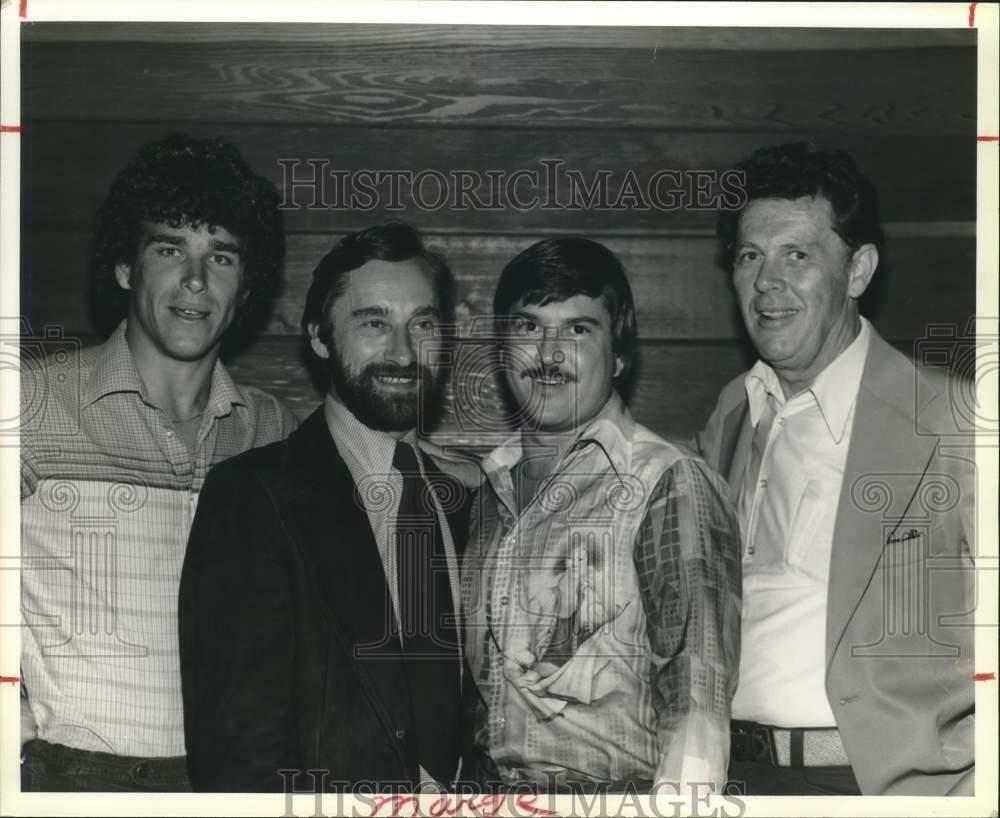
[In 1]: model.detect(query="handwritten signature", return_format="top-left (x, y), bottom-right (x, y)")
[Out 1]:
top-left (886, 528), bottom-right (922, 545)
top-left (367, 793), bottom-right (557, 817)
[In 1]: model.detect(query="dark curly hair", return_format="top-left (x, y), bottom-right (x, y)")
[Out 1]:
top-left (89, 133), bottom-right (285, 341)
top-left (717, 142), bottom-right (884, 266)
top-left (493, 236), bottom-right (639, 390)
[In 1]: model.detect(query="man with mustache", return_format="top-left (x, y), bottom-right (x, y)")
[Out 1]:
top-left (20, 133), bottom-right (296, 791)
top-left (461, 238), bottom-right (741, 795)
top-left (695, 143), bottom-right (976, 794)
top-left (179, 222), bottom-right (469, 792)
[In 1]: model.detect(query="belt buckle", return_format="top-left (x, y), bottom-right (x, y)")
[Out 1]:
top-left (731, 722), bottom-right (778, 765)
top-left (730, 726), bottom-right (752, 763)
top-left (751, 725), bottom-right (778, 765)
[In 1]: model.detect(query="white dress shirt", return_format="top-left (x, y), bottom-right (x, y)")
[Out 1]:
top-left (322, 394), bottom-right (462, 654)
top-left (732, 318), bottom-right (871, 727)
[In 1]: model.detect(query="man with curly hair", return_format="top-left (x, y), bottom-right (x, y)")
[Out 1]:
top-left (20, 133), bottom-right (298, 791)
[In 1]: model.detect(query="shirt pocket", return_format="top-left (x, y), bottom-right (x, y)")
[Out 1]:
top-left (785, 478), bottom-right (837, 581)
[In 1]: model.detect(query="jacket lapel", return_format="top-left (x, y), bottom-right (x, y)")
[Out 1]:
top-left (826, 334), bottom-right (941, 663)
top-left (720, 399), bottom-right (752, 496)
top-left (283, 410), bottom-right (408, 726)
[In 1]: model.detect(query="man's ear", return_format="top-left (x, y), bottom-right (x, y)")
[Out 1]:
top-left (114, 263), bottom-right (133, 290)
top-left (307, 323), bottom-right (331, 360)
top-left (613, 355), bottom-right (624, 379)
top-left (847, 243), bottom-right (879, 299)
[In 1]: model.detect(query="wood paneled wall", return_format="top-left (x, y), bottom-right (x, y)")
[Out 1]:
top-left (20, 24), bottom-right (977, 439)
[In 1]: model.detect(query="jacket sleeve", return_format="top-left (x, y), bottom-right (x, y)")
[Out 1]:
top-left (179, 460), bottom-right (300, 792)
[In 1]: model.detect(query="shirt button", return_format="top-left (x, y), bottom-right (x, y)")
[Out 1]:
top-left (394, 728), bottom-right (406, 740)
top-left (500, 596), bottom-right (510, 606)
top-left (747, 546), bottom-right (756, 556)
top-left (759, 479), bottom-right (768, 489)
top-left (132, 762), bottom-right (148, 780)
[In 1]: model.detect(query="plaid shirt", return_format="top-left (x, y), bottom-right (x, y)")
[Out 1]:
top-left (461, 392), bottom-right (741, 791)
top-left (20, 322), bottom-right (297, 757)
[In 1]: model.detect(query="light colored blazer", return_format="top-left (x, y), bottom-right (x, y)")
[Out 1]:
top-left (696, 328), bottom-right (976, 795)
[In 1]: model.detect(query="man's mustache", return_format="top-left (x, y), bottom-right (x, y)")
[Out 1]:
top-left (519, 366), bottom-right (576, 382)
top-left (363, 363), bottom-right (431, 381)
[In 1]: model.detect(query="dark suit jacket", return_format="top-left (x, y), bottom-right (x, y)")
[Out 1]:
top-left (179, 408), bottom-right (472, 792)
top-left (696, 329), bottom-right (976, 795)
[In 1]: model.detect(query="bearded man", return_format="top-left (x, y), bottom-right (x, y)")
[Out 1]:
top-left (178, 223), bottom-right (470, 793)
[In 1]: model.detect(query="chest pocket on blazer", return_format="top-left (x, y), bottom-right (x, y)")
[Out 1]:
top-left (879, 524), bottom-right (947, 569)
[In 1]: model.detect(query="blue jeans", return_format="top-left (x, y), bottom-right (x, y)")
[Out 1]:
top-left (22, 739), bottom-right (192, 792)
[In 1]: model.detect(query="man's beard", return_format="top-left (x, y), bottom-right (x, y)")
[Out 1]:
top-left (328, 352), bottom-right (445, 434)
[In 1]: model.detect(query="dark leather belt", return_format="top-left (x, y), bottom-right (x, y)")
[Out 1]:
top-left (730, 720), bottom-right (849, 768)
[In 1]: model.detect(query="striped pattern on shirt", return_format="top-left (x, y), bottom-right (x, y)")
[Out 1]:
top-left (20, 323), bottom-right (297, 757)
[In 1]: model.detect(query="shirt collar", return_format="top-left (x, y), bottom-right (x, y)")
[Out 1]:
top-left (483, 390), bottom-right (635, 482)
top-left (323, 392), bottom-right (417, 479)
top-left (81, 319), bottom-right (246, 418)
top-left (743, 316), bottom-right (872, 443)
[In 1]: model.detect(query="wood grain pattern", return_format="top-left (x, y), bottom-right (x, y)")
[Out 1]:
top-left (22, 41), bottom-right (975, 132)
top-left (21, 23), bottom-right (977, 51)
top-left (14, 24), bottom-right (983, 468)
top-left (21, 122), bottom-right (976, 232)
top-left (22, 230), bottom-right (976, 342)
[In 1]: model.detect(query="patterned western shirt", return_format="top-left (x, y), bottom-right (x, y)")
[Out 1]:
top-left (461, 392), bottom-right (741, 792)
top-left (20, 322), bottom-right (298, 757)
